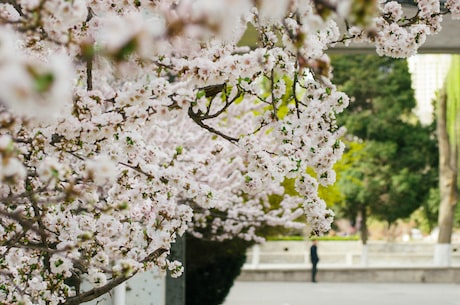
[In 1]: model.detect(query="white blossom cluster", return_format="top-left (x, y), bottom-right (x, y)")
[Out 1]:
top-left (0, 0), bottom-right (456, 304)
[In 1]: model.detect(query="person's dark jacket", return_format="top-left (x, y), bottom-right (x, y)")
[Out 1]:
top-left (310, 244), bottom-right (319, 264)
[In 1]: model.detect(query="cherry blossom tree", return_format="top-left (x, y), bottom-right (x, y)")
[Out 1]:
top-left (0, 0), bottom-right (457, 304)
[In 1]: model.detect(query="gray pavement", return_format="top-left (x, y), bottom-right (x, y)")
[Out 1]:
top-left (222, 282), bottom-right (460, 305)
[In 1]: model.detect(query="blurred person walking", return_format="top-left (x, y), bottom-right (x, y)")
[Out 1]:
top-left (310, 240), bottom-right (319, 283)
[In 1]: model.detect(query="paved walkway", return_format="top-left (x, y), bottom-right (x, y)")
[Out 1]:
top-left (222, 281), bottom-right (460, 305)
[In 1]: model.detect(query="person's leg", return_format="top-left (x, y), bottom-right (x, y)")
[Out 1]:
top-left (311, 263), bottom-right (317, 282)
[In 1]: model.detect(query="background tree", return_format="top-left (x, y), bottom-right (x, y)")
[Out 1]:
top-left (330, 55), bottom-right (439, 246)
top-left (435, 55), bottom-right (460, 266)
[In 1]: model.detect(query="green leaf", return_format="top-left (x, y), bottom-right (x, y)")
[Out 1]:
top-left (34, 73), bottom-right (54, 92)
top-left (196, 90), bottom-right (206, 99)
top-left (115, 39), bottom-right (137, 61)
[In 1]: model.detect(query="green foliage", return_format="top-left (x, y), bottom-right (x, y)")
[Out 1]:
top-left (185, 235), bottom-right (251, 305)
top-left (332, 55), bottom-right (417, 139)
top-left (283, 173), bottom-right (344, 209)
top-left (410, 187), bottom-right (441, 234)
top-left (313, 235), bottom-right (360, 241)
top-left (330, 54), bottom-right (438, 227)
top-left (456, 203), bottom-right (460, 228)
top-left (318, 178), bottom-right (345, 208)
top-left (33, 72), bottom-right (54, 92)
top-left (267, 235), bottom-right (306, 241)
top-left (265, 235), bottom-right (360, 241)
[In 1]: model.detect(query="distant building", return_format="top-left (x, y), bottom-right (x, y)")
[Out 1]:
top-left (408, 54), bottom-right (451, 125)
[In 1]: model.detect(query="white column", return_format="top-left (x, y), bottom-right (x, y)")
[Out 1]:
top-left (113, 282), bottom-right (126, 305)
top-left (346, 253), bottom-right (353, 266)
top-left (360, 244), bottom-right (368, 266)
top-left (252, 245), bottom-right (260, 267)
top-left (434, 243), bottom-right (452, 266)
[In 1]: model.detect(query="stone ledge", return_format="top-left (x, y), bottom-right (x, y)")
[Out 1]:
top-left (238, 267), bottom-right (460, 283)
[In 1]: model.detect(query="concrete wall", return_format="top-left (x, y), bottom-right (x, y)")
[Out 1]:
top-left (242, 241), bottom-right (460, 283)
top-left (245, 241), bottom-right (460, 267)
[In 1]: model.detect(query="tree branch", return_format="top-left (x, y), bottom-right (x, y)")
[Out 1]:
top-left (187, 106), bottom-right (239, 143)
top-left (64, 248), bottom-right (167, 305)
